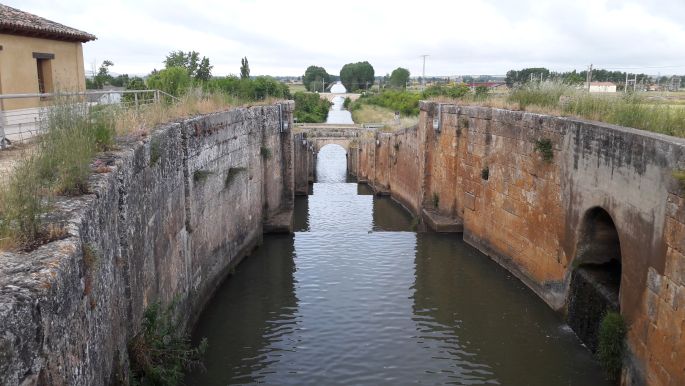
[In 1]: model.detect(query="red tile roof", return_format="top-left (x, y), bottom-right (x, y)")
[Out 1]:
top-left (0, 4), bottom-right (96, 42)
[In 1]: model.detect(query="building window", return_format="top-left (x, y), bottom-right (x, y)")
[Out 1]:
top-left (36, 59), bottom-right (53, 94)
top-left (33, 52), bottom-right (54, 94)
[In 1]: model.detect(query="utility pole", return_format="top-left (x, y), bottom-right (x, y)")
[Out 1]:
top-left (420, 54), bottom-right (429, 90)
top-left (586, 64), bottom-right (593, 92)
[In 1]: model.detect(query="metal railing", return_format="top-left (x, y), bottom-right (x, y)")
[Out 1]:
top-left (0, 89), bottom-right (178, 148)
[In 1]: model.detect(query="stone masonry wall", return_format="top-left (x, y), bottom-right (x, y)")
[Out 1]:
top-left (348, 102), bottom-right (685, 386)
top-left (0, 103), bottom-right (294, 385)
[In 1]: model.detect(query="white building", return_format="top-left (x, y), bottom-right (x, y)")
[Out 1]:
top-left (586, 82), bottom-right (617, 93)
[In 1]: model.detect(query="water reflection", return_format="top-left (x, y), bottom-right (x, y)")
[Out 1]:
top-left (188, 145), bottom-right (611, 386)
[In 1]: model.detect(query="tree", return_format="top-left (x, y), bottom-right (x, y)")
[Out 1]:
top-left (389, 67), bottom-right (410, 89)
top-left (240, 57), bottom-right (250, 79)
top-left (196, 57), bottom-right (212, 82)
top-left (164, 51), bottom-right (212, 81)
top-left (340, 61), bottom-right (375, 91)
top-left (122, 77), bottom-right (147, 104)
top-left (147, 67), bottom-right (191, 97)
top-left (293, 92), bottom-right (331, 123)
top-left (303, 66), bottom-right (331, 92)
top-left (505, 67), bottom-right (550, 87)
top-left (93, 60), bottom-right (114, 89)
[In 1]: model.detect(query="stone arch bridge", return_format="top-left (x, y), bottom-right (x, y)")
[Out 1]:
top-left (292, 124), bottom-right (376, 195)
top-left (294, 124), bottom-right (375, 153)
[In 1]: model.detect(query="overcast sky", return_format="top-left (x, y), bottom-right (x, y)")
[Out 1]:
top-left (9, 0), bottom-right (685, 77)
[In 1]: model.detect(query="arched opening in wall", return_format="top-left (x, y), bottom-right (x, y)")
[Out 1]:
top-left (567, 207), bottom-right (622, 353)
top-left (315, 144), bottom-right (348, 183)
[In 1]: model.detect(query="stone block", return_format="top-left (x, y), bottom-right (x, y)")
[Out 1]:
top-left (464, 192), bottom-right (476, 211)
top-left (648, 267), bottom-right (663, 293)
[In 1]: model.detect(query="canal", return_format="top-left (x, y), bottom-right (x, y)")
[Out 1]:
top-left (187, 145), bottom-right (611, 385)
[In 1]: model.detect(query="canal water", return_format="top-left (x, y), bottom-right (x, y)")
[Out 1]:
top-left (325, 81), bottom-right (354, 124)
top-left (187, 145), bottom-right (611, 386)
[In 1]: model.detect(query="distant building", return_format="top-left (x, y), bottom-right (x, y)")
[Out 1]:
top-left (586, 82), bottom-right (616, 93)
top-left (0, 4), bottom-right (96, 140)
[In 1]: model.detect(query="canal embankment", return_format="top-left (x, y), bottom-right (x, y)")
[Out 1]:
top-left (347, 101), bottom-right (685, 386)
top-left (0, 103), bottom-right (294, 385)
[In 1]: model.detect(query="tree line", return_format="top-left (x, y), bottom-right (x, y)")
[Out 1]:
top-left (86, 52), bottom-right (290, 101)
top-left (303, 62), bottom-right (412, 93)
top-left (504, 67), bottom-right (680, 88)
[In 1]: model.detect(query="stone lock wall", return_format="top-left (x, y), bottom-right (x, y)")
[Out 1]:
top-left (348, 102), bottom-right (685, 386)
top-left (0, 103), bottom-right (294, 385)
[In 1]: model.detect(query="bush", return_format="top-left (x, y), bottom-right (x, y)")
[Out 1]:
top-left (129, 301), bottom-right (207, 385)
top-left (147, 67), bottom-right (192, 97)
top-left (534, 138), bottom-right (554, 162)
top-left (205, 76), bottom-right (290, 101)
top-left (350, 90), bottom-right (421, 116)
top-left (123, 77), bottom-right (149, 105)
top-left (293, 92), bottom-right (331, 123)
top-left (597, 311), bottom-right (626, 380)
top-left (422, 83), bottom-right (470, 99)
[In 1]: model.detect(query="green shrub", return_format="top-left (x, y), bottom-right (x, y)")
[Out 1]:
top-left (432, 192), bottom-right (440, 208)
top-left (129, 301), bottom-right (207, 385)
top-left (351, 90), bottom-right (421, 116)
top-left (260, 146), bottom-right (272, 159)
top-left (534, 138), bottom-right (554, 162)
top-left (481, 166), bottom-right (490, 180)
top-left (422, 83), bottom-right (470, 99)
top-left (293, 92), bottom-right (331, 123)
top-left (597, 311), bottom-right (626, 380)
top-left (205, 76), bottom-right (290, 101)
top-left (147, 67), bottom-right (192, 97)
top-left (343, 97), bottom-right (352, 109)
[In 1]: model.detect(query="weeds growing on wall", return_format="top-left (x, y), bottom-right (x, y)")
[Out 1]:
top-left (260, 146), bottom-right (272, 159)
top-left (534, 138), bottom-right (554, 162)
top-left (597, 311), bottom-right (626, 381)
top-left (673, 169), bottom-right (685, 190)
top-left (0, 97), bottom-right (116, 250)
top-left (432, 192), bottom-right (440, 208)
top-left (129, 301), bottom-right (208, 385)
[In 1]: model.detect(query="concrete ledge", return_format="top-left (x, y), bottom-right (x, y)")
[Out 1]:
top-left (263, 210), bottom-right (293, 234)
top-left (421, 208), bottom-right (464, 233)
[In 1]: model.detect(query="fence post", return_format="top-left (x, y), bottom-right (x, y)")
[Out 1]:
top-left (0, 110), bottom-right (5, 149)
top-left (134, 92), bottom-right (139, 109)
top-left (155, 90), bottom-right (160, 104)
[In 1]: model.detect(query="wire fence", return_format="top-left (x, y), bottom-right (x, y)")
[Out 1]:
top-left (0, 89), bottom-right (177, 148)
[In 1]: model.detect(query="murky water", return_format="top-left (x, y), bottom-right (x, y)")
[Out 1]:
top-left (326, 81), bottom-right (354, 124)
top-left (188, 145), bottom-right (611, 386)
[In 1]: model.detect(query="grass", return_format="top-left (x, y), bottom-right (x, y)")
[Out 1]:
top-left (673, 170), bottom-right (685, 190)
top-left (507, 82), bottom-right (685, 137)
top-left (351, 104), bottom-right (419, 130)
top-left (0, 89), bottom-right (281, 251)
top-left (597, 311), bottom-right (626, 381)
top-left (260, 146), bottom-right (272, 159)
top-left (128, 301), bottom-right (207, 385)
top-left (534, 138), bottom-right (554, 162)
